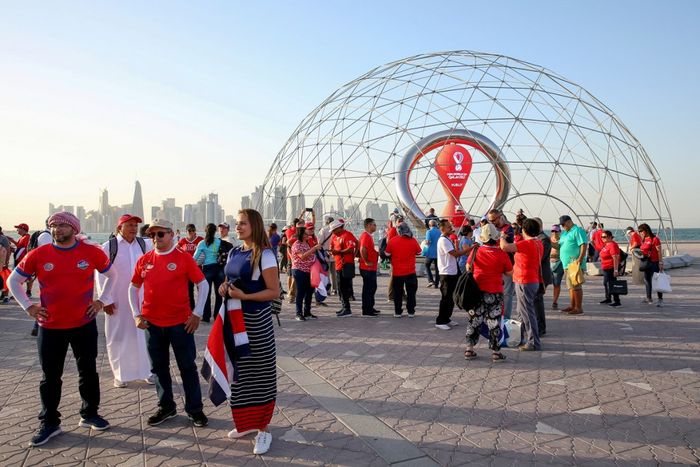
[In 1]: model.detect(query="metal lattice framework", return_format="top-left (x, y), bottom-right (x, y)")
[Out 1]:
top-left (261, 51), bottom-right (674, 246)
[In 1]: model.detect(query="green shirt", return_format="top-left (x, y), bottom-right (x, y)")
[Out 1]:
top-left (559, 225), bottom-right (587, 269)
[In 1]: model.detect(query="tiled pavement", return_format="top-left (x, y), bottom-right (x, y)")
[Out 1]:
top-left (0, 247), bottom-right (698, 466)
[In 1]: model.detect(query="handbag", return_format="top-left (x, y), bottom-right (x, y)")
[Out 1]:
top-left (453, 246), bottom-right (482, 311)
top-left (341, 262), bottom-right (355, 279)
top-left (610, 279), bottom-right (628, 295)
top-left (652, 272), bottom-right (672, 293)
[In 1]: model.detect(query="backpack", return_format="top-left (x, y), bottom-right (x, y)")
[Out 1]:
top-left (28, 230), bottom-right (49, 251)
top-left (379, 236), bottom-right (389, 260)
top-left (109, 236), bottom-right (147, 264)
top-left (217, 240), bottom-right (234, 267)
top-left (453, 245), bottom-right (482, 311)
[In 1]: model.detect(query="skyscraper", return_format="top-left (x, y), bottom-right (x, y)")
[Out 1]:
top-left (99, 189), bottom-right (109, 215)
top-left (132, 180), bottom-right (144, 219)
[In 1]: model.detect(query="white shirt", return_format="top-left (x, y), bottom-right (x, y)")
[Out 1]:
top-left (37, 231), bottom-right (53, 247)
top-left (437, 236), bottom-right (458, 275)
top-left (318, 225), bottom-right (333, 249)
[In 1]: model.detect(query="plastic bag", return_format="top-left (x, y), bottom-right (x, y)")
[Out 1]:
top-left (567, 261), bottom-right (585, 287)
top-left (652, 272), bottom-right (672, 293)
top-left (420, 240), bottom-right (429, 257)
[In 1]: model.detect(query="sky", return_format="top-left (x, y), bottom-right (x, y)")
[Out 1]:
top-left (1, 0), bottom-right (699, 229)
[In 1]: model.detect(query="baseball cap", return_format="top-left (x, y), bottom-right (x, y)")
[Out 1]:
top-left (14, 223), bottom-right (29, 231)
top-left (305, 222), bottom-right (315, 229)
top-left (550, 224), bottom-right (561, 232)
top-left (625, 226), bottom-right (635, 233)
top-left (146, 219), bottom-right (174, 233)
top-left (218, 222), bottom-right (230, 229)
top-left (118, 214), bottom-right (143, 226)
top-left (558, 215), bottom-right (572, 226)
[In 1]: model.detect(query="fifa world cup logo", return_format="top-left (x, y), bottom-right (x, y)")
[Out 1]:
top-left (434, 143), bottom-right (473, 227)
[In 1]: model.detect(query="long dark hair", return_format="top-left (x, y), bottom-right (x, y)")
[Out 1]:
top-left (204, 223), bottom-right (217, 246)
top-left (637, 223), bottom-right (655, 239)
top-left (295, 226), bottom-right (306, 242)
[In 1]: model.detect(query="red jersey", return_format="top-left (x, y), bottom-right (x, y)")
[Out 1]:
top-left (385, 236), bottom-right (421, 276)
top-left (592, 229), bottom-right (604, 251)
top-left (359, 231), bottom-right (378, 271)
top-left (628, 231), bottom-right (642, 249)
top-left (177, 236), bottom-right (203, 256)
top-left (600, 241), bottom-right (621, 270)
top-left (513, 238), bottom-right (543, 284)
top-left (640, 236), bottom-right (662, 262)
top-left (131, 247), bottom-right (206, 327)
top-left (15, 233), bottom-right (30, 262)
top-left (17, 241), bottom-right (111, 329)
top-left (471, 245), bottom-right (513, 293)
top-left (330, 230), bottom-right (357, 271)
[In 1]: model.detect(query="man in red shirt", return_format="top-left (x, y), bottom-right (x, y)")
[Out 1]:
top-left (359, 218), bottom-right (380, 317)
top-left (128, 219), bottom-right (210, 428)
top-left (8, 212), bottom-right (117, 446)
top-left (329, 219), bottom-right (357, 317)
top-left (177, 223), bottom-right (203, 309)
top-left (12, 223), bottom-right (32, 296)
top-left (385, 222), bottom-right (422, 317)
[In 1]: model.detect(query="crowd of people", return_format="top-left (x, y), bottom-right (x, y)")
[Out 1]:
top-left (0, 205), bottom-right (670, 455)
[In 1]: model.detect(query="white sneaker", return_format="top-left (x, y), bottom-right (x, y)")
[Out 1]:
top-left (435, 324), bottom-right (451, 330)
top-left (113, 379), bottom-right (127, 388)
top-left (145, 375), bottom-right (156, 385)
top-left (253, 431), bottom-right (272, 455)
top-left (448, 320), bottom-right (459, 327)
top-left (228, 428), bottom-right (257, 439)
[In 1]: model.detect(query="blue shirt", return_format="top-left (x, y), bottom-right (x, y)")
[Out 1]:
top-left (194, 238), bottom-right (221, 266)
top-left (457, 236), bottom-right (474, 269)
top-left (425, 227), bottom-right (441, 259)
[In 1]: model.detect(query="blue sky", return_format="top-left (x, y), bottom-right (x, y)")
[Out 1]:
top-left (1, 0), bottom-right (698, 228)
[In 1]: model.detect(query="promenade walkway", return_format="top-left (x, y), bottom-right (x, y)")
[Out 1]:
top-left (0, 246), bottom-right (698, 466)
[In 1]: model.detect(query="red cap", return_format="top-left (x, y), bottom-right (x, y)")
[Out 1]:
top-left (14, 223), bottom-right (29, 231)
top-left (118, 214), bottom-right (143, 226)
top-left (304, 222), bottom-right (315, 229)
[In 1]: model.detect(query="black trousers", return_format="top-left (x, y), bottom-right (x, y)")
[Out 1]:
top-left (437, 274), bottom-right (458, 324)
top-left (603, 268), bottom-right (621, 304)
top-left (202, 264), bottom-right (224, 321)
top-left (643, 262), bottom-right (663, 300)
top-left (360, 269), bottom-right (377, 314)
top-left (337, 267), bottom-right (354, 311)
top-left (293, 269), bottom-right (313, 316)
top-left (534, 286), bottom-right (547, 334)
top-left (392, 274), bottom-right (417, 316)
top-left (38, 320), bottom-right (100, 426)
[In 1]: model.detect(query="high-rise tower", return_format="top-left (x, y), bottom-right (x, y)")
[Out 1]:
top-left (132, 180), bottom-right (144, 220)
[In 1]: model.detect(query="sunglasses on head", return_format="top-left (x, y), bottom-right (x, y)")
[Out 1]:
top-left (148, 231), bottom-right (170, 239)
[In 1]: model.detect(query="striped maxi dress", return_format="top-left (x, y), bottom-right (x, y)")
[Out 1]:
top-left (224, 246), bottom-right (277, 431)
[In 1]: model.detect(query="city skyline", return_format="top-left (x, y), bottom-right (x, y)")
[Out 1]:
top-left (46, 181), bottom-right (233, 233)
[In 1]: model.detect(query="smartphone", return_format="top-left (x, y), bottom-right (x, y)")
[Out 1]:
top-left (305, 208), bottom-right (313, 212)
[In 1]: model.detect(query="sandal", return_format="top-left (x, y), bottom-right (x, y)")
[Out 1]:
top-left (464, 350), bottom-right (478, 360)
top-left (492, 352), bottom-right (506, 362)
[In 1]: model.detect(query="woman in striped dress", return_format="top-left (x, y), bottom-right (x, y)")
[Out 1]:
top-left (219, 209), bottom-right (279, 455)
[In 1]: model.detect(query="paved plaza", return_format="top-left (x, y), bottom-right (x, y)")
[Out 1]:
top-left (0, 246), bottom-right (698, 466)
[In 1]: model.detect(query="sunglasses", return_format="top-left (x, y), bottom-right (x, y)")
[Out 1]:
top-left (148, 231), bottom-right (170, 239)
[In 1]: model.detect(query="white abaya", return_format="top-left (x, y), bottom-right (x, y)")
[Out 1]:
top-left (97, 234), bottom-right (152, 382)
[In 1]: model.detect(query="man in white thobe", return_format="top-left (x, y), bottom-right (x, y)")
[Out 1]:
top-left (97, 214), bottom-right (153, 388)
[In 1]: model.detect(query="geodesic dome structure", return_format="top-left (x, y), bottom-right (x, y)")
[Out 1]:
top-left (261, 51), bottom-right (674, 246)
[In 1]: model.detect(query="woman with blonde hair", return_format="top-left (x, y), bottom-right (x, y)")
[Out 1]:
top-left (218, 209), bottom-right (279, 455)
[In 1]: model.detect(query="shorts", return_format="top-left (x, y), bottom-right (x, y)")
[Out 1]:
top-left (565, 270), bottom-right (583, 291)
top-left (550, 260), bottom-right (564, 286)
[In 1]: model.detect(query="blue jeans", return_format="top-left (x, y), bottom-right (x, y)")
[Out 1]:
top-left (293, 269), bottom-right (313, 316)
top-left (145, 323), bottom-right (203, 415)
top-left (425, 258), bottom-right (439, 286)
